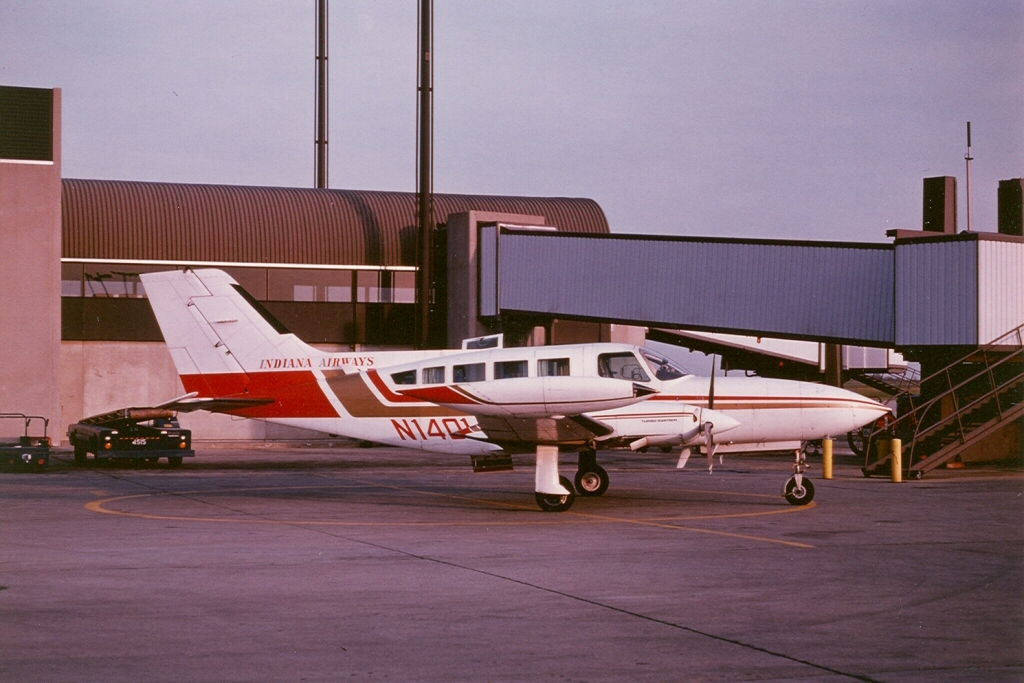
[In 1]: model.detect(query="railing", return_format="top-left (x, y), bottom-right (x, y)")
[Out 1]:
top-left (0, 413), bottom-right (50, 438)
top-left (864, 324), bottom-right (1024, 478)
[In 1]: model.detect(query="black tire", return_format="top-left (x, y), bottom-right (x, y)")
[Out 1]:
top-left (167, 456), bottom-right (183, 467)
top-left (535, 476), bottom-right (575, 512)
top-left (847, 428), bottom-right (868, 457)
top-left (73, 444), bottom-right (88, 466)
top-left (784, 476), bottom-right (815, 506)
top-left (574, 465), bottom-right (609, 497)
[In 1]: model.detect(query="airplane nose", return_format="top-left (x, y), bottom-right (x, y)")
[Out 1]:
top-left (834, 386), bottom-right (891, 431)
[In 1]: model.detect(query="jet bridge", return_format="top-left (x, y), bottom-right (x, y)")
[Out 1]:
top-left (476, 226), bottom-right (1024, 352)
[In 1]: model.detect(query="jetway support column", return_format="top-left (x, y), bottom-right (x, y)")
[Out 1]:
top-left (824, 343), bottom-right (843, 387)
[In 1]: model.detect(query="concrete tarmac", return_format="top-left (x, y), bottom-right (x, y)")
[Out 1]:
top-left (1, 445), bottom-right (1022, 682)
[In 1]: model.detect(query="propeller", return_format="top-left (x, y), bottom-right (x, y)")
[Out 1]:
top-left (703, 421), bottom-right (717, 472)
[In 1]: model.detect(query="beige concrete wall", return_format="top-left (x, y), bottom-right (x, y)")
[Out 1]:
top-left (446, 211), bottom-right (545, 349)
top-left (60, 341), bottom-right (330, 443)
top-left (0, 89), bottom-right (62, 441)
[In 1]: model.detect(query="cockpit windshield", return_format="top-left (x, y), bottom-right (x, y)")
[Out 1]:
top-left (639, 348), bottom-right (690, 381)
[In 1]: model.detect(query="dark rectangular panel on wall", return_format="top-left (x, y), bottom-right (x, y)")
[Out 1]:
top-left (264, 302), bottom-right (356, 344)
top-left (998, 179), bottom-right (1024, 237)
top-left (0, 86), bottom-right (53, 161)
top-left (62, 299), bottom-right (164, 341)
top-left (923, 176), bottom-right (957, 233)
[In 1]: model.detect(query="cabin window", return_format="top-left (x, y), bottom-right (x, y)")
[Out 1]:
top-left (422, 366), bottom-right (445, 384)
top-left (453, 362), bottom-right (486, 383)
top-left (598, 353), bottom-right (650, 382)
top-left (538, 358), bottom-right (570, 377)
top-left (494, 360), bottom-right (528, 379)
top-left (391, 370), bottom-right (417, 385)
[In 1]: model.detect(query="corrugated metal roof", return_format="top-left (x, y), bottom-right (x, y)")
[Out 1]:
top-left (62, 179), bottom-right (608, 266)
top-left (493, 230), bottom-right (896, 345)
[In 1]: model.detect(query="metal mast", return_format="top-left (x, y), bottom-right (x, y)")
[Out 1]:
top-left (315, 0), bottom-right (328, 189)
top-left (415, 0), bottom-right (434, 348)
top-left (964, 122), bottom-right (973, 233)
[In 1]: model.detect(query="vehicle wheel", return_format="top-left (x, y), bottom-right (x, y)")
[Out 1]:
top-left (783, 476), bottom-right (815, 506)
top-left (73, 445), bottom-right (88, 465)
top-left (847, 428), bottom-right (868, 457)
top-left (168, 456), bottom-right (183, 467)
top-left (535, 476), bottom-right (575, 512)
top-left (574, 465), bottom-right (609, 497)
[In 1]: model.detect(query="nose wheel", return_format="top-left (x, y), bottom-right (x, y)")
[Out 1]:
top-left (574, 449), bottom-right (609, 497)
top-left (783, 449), bottom-right (814, 505)
top-left (536, 476), bottom-right (576, 512)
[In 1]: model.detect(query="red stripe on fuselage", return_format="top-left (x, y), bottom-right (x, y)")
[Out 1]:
top-left (180, 371), bottom-right (339, 418)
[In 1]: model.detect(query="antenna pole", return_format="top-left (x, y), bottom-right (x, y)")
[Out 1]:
top-left (315, 0), bottom-right (328, 189)
top-left (415, 0), bottom-right (434, 348)
top-left (965, 122), bottom-right (973, 233)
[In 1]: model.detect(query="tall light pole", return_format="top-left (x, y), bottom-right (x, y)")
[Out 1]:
top-left (964, 122), bottom-right (973, 233)
top-left (315, 0), bottom-right (328, 189)
top-left (415, 0), bottom-right (434, 348)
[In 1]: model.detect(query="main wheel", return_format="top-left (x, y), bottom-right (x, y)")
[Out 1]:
top-left (73, 444), bottom-right (88, 466)
top-left (574, 465), bottom-right (609, 497)
top-left (535, 476), bottom-right (575, 512)
top-left (847, 428), bottom-right (868, 457)
top-left (783, 476), bottom-right (815, 505)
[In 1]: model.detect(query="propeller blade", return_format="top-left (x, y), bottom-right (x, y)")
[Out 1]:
top-left (708, 354), bottom-right (716, 410)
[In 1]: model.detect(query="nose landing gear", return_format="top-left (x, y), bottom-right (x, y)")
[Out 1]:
top-left (783, 449), bottom-right (815, 505)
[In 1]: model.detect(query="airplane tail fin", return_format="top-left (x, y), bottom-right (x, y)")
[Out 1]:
top-left (140, 268), bottom-right (324, 391)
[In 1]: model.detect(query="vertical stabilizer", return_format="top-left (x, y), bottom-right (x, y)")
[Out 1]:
top-left (141, 269), bottom-right (324, 380)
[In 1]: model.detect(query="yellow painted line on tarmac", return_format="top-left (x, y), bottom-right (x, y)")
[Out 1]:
top-left (563, 505), bottom-right (817, 549)
top-left (85, 479), bottom-right (817, 547)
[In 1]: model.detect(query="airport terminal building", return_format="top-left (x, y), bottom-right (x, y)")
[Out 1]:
top-left (2, 85), bottom-right (1023, 461)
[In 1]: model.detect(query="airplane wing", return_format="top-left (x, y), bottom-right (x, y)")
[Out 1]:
top-left (468, 413), bottom-right (615, 451)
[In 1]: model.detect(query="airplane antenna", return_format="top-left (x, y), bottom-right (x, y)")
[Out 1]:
top-left (964, 121), bottom-right (974, 233)
top-left (708, 354), bottom-right (716, 410)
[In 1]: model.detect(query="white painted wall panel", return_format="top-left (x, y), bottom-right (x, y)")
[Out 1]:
top-left (978, 240), bottom-right (1024, 344)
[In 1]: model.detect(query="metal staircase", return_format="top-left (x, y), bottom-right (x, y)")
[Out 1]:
top-left (863, 324), bottom-right (1024, 478)
top-left (848, 365), bottom-right (921, 397)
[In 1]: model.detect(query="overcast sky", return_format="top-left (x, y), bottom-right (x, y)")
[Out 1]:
top-left (2, 1), bottom-right (1021, 242)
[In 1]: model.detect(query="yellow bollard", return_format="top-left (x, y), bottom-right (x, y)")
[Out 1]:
top-left (823, 438), bottom-right (833, 480)
top-left (891, 438), bottom-right (902, 483)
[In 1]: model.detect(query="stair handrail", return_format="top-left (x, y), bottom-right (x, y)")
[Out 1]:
top-left (864, 323), bottom-right (1024, 472)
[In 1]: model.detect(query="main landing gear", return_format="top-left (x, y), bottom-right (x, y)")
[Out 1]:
top-left (783, 448), bottom-right (815, 505)
top-left (574, 449), bottom-right (609, 497)
top-left (533, 447), bottom-right (612, 511)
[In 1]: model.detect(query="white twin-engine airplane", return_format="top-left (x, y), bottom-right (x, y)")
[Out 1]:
top-left (140, 269), bottom-right (889, 512)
